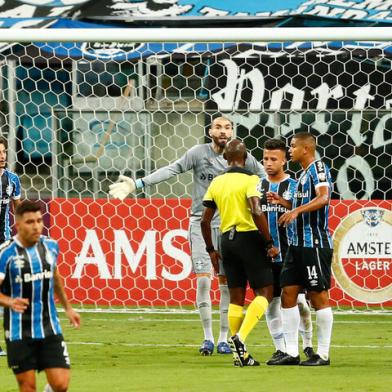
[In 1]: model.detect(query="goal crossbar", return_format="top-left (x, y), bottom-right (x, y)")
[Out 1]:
top-left (1, 27), bottom-right (392, 43)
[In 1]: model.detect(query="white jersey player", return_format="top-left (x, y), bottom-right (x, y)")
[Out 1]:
top-left (109, 116), bottom-right (265, 355)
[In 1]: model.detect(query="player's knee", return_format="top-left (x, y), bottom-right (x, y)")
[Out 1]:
top-left (17, 379), bottom-right (36, 392)
top-left (281, 288), bottom-right (297, 308)
top-left (49, 380), bottom-right (69, 392)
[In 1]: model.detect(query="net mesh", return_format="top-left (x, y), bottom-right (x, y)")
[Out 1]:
top-left (0, 40), bottom-right (391, 310)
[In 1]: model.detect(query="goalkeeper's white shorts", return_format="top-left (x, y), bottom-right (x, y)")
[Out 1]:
top-left (189, 223), bottom-right (225, 276)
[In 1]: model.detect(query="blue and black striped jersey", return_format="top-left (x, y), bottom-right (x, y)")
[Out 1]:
top-left (258, 176), bottom-right (297, 263)
top-left (0, 169), bottom-right (21, 243)
top-left (0, 236), bottom-right (62, 341)
top-left (291, 160), bottom-right (333, 249)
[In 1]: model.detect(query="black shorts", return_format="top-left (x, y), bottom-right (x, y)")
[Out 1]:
top-left (221, 230), bottom-right (273, 290)
top-left (6, 334), bottom-right (70, 374)
top-left (280, 246), bottom-right (333, 291)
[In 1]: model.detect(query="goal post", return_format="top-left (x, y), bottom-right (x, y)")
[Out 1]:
top-left (0, 27), bottom-right (391, 311)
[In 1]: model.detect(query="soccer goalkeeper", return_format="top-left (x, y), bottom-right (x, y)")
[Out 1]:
top-left (109, 116), bottom-right (265, 356)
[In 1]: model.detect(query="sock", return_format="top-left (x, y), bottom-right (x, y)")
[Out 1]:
top-left (265, 297), bottom-right (285, 352)
top-left (281, 306), bottom-right (300, 357)
top-left (218, 284), bottom-right (230, 343)
top-left (238, 296), bottom-right (269, 342)
top-left (196, 276), bottom-right (213, 342)
top-left (228, 304), bottom-right (244, 336)
top-left (297, 293), bottom-right (313, 349)
top-left (316, 307), bottom-right (333, 360)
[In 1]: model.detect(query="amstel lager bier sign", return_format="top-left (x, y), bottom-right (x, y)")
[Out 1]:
top-left (332, 207), bottom-right (392, 304)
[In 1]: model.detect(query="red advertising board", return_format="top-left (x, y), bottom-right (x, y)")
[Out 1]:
top-left (49, 199), bottom-right (392, 307)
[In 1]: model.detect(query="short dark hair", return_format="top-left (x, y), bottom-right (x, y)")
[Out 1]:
top-left (263, 138), bottom-right (287, 152)
top-left (0, 136), bottom-right (7, 149)
top-left (293, 132), bottom-right (316, 143)
top-left (15, 200), bottom-right (41, 217)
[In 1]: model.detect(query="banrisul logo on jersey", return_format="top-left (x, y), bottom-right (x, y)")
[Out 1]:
top-left (80, 42), bottom-right (145, 61)
top-left (332, 207), bottom-right (392, 304)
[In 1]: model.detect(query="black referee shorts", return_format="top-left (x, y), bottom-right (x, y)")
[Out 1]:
top-left (280, 245), bottom-right (333, 291)
top-left (6, 334), bottom-right (70, 374)
top-left (221, 230), bottom-right (273, 290)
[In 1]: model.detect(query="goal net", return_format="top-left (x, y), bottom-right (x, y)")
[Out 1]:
top-left (0, 28), bottom-right (391, 311)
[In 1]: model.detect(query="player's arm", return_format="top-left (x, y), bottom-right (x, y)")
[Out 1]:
top-left (12, 198), bottom-right (21, 211)
top-left (248, 196), bottom-right (279, 259)
top-left (53, 268), bottom-right (81, 328)
top-left (266, 192), bottom-right (292, 209)
top-left (201, 185), bottom-right (221, 274)
top-left (279, 185), bottom-right (330, 227)
top-left (109, 149), bottom-right (195, 200)
top-left (0, 280), bottom-right (29, 312)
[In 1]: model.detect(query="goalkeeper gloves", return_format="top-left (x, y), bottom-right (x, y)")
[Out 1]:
top-left (109, 175), bottom-right (144, 200)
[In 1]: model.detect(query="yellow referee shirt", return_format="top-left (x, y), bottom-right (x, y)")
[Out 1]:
top-left (203, 167), bottom-right (261, 234)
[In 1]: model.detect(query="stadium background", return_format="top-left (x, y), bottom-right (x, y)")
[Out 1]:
top-left (0, 0), bottom-right (391, 312)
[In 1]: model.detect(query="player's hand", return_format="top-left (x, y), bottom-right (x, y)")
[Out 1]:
top-left (267, 246), bottom-right (279, 259)
top-left (10, 297), bottom-right (29, 313)
top-left (109, 175), bottom-right (136, 200)
top-left (65, 308), bottom-right (81, 328)
top-left (279, 209), bottom-right (299, 227)
top-left (266, 191), bottom-right (281, 205)
top-left (208, 250), bottom-right (221, 274)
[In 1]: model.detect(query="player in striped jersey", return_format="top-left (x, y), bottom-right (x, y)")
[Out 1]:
top-left (0, 200), bottom-right (80, 392)
top-left (258, 139), bottom-right (314, 365)
top-left (109, 116), bottom-right (265, 356)
top-left (274, 133), bottom-right (333, 366)
top-left (0, 136), bottom-right (22, 356)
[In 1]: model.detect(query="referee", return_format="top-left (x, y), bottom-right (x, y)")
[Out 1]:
top-left (201, 139), bottom-right (278, 367)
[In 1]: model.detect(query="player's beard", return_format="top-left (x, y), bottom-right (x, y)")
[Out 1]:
top-left (212, 135), bottom-right (230, 150)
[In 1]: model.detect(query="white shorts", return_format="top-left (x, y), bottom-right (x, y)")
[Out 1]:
top-left (188, 223), bottom-right (225, 276)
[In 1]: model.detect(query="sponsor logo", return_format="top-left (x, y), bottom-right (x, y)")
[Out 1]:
top-left (80, 42), bottom-right (145, 60)
top-left (15, 270), bottom-right (53, 284)
top-left (361, 209), bottom-right (384, 228)
top-left (300, 175), bottom-right (307, 185)
top-left (294, 191), bottom-right (309, 198)
top-left (261, 204), bottom-right (288, 213)
top-left (332, 207), bottom-right (392, 304)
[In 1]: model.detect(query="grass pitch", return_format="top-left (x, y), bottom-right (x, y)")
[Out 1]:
top-left (1, 311), bottom-right (391, 391)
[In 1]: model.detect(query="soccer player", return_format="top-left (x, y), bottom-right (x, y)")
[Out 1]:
top-left (201, 139), bottom-right (278, 367)
top-left (0, 136), bottom-right (22, 357)
top-left (274, 132), bottom-right (333, 366)
top-left (259, 139), bottom-right (314, 365)
top-left (0, 200), bottom-right (81, 391)
top-left (109, 116), bottom-right (265, 356)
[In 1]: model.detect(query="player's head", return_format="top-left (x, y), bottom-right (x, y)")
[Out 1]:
top-left (0, 136), bottom-right (7, 169)
top-left (223, 139), bottom-right (247, 165)
top-left (263, 138), bottom-right (287, 177)
top-left (289, 132), bottom-right (316, 163)
top-left (209, 116), bottom-right (233, 150)
top-left (15, 200), bottom-right (43, 247)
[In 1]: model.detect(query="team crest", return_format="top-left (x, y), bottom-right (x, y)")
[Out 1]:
top-left (282, 190), bottom-right (292, 200)
top-left (256, 182), bottom-right (264, 197)
top-left (300, 175), bottom-right (307, 185)
top-left (361, 209), bottom-right (384, 227)
top-left (46, 251), bottom-right (55, 266)
top-left (318, 172), bottom-right (326, 182)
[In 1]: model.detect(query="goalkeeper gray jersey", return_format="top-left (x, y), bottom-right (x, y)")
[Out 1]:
top-left (142, 143), bottom-right (265, 226)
